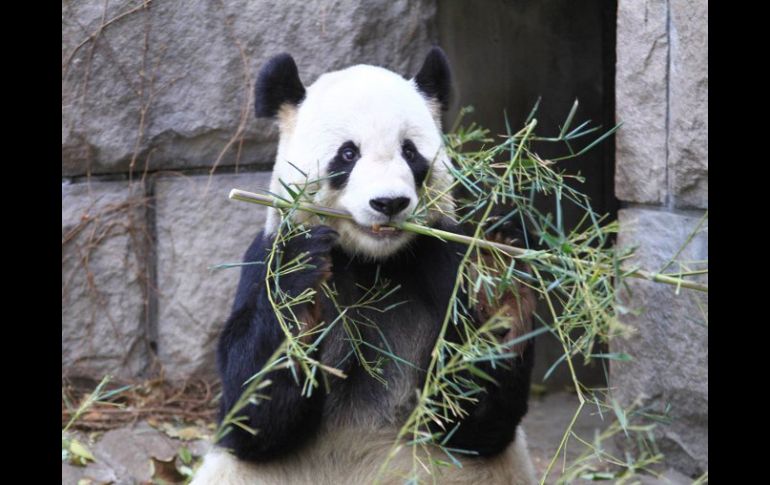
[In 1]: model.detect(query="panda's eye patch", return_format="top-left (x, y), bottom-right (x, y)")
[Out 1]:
top-left (401, 139), bottom-right (429, 188)
top-left (338, 142), bottom-right (359, 163)
top-left (402, 140), bottom-right (417, 162)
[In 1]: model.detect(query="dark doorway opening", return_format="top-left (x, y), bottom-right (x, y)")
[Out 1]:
top-left (438, 0), bottom-right (618, 389)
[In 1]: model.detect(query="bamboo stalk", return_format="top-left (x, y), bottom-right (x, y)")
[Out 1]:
top-left (228, 188), bottom-right (708, 293)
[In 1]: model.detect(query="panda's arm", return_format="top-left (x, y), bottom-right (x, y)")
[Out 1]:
top-left (431, 220), bottom-right (537, 457)
top-left (216, 228), bottom-right (335, 462)
top-left (441, 333), bottom-right (535, 457)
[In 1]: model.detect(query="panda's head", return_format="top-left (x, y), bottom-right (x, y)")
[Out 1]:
top-left (257, 48), bottom-right (455, 259)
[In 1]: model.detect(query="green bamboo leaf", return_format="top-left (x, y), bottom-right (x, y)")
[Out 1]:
top-left (465, 364), bottom-right (499, 385)
top-left (178, 446), bottom-right (192, 465)
top-left (559, 99), bottom-right (579, 139)
top-left (69, 439), bottom-right (95, 464)
top-left (589, 352), bottom-right (632, 361)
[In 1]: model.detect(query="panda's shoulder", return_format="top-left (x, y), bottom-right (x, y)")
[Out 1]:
top-left (243, 229), bottom-right (269, 261)
top-left (229, 230), bottom-right (271, 313)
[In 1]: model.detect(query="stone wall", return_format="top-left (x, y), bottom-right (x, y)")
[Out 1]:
top-left (612, 0), bottom-right (708, 477)
top-left (62, 0), bottom-right (438, 380)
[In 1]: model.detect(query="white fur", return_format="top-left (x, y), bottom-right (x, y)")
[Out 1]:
top-left (265, 64), bottom-right (455, 259)
top-left (191, 426), bottom-right (537, 485)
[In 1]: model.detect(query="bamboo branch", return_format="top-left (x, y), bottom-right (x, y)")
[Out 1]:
top-left (228, 188), bottom-right (708, 293)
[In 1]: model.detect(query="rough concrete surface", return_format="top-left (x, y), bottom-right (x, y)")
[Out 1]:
top-left (62, 0), bottom-right (437, 176)
top-left (62, 180), bottom-right (151, 378)
top-left (613, 208), bottom-right (708, 477)
top-left (615, 0), bottom-right (669, 204)
top-left (154, 171), bottom-right (271, 378)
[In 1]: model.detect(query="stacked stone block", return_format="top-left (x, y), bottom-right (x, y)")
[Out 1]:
top-left (612, 0), bottom-right (708, 476)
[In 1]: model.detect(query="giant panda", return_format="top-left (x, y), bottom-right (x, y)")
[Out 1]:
top-left (192, 47), bottom-right (538, 485)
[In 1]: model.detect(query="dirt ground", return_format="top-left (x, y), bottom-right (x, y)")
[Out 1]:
top-left (63, 390), bottom-right (690, 484)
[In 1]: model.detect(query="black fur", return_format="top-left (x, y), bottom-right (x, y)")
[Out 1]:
top-left (438, 332), bottom-right (534, 456)
top-left (217, 221), bottom-right (534, 461)
top-left (218, 226), bottom-right (337, 461)
top-left (254, 53), bottom-right (306, 119)
top-left (326, 141), bottom-right (360, 190)
top-left (402, 139), bottom-right (430, 188)
top-left (414, 46), bottom-right (452, 111)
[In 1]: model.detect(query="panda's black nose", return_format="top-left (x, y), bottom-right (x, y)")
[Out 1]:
top-left (369, 197), bottom-right (410, 216)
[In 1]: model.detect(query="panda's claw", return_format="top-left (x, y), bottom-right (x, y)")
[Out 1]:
top-left (276, 225), bottom-right (338, 294)
top-left (309, 225), bottom-right (339, 242)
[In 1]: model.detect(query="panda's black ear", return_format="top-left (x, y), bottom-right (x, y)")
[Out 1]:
top-left (254, 53), bottom-right (306, 119)
top-left (414, 46), bottom-right (451, 111)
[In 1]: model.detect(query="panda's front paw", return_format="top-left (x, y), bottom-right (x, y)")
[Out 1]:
top-left (277, 225), bottom-right (338, 295)
top-left (475, 229), bottom-right (537, 354)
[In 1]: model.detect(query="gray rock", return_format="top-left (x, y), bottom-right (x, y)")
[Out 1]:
top-left (91, 422), bottom-right (178, 483)
top-left (62, 462), bottom-right (85, 485)
top-left (154, 171), bottom-right (270, 378)
top-left (62, 0), bottom-right (437, 176)
top-left (612, 208), bottom-right (708, 477)
top-left (65, 422), bottom-right (212, 484)
top-left (63, 461), bottom-right (120, 485)
top-left (62, 180), bottom-right (151, 378)
top-left (187, 439), bottom-right (212, 458)
top-left (635, 468), bottom-right (693, 485)
top-left (669, 0), bottom-right (708, 209)
top-left (615, 0), bottom-right (669, 204)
